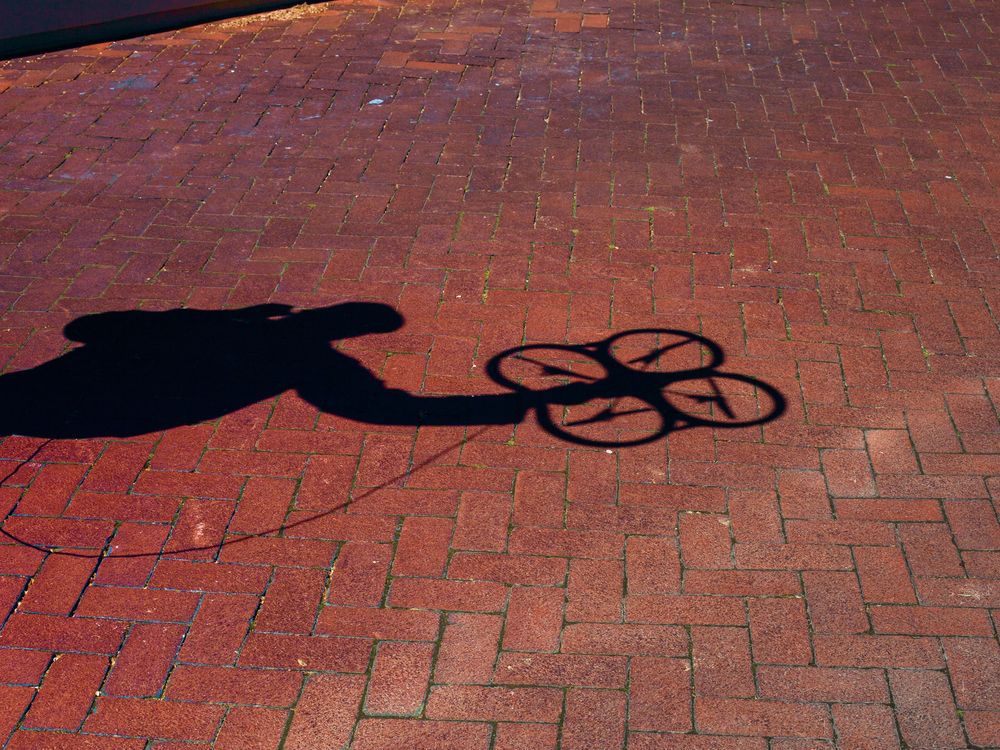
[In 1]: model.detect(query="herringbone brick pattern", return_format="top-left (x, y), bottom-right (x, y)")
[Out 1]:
top-left (0, 0), bottom-right (998, 747)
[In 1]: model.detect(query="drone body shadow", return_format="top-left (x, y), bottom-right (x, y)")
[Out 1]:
top-left (0, 303), bottom-right (528, 440)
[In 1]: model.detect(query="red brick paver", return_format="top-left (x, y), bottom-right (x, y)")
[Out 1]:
top-left (1, 0), bottom-right (999, 747)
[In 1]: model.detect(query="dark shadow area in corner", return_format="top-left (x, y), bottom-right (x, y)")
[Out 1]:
top-left (0, 0), bottom-right (323, 60)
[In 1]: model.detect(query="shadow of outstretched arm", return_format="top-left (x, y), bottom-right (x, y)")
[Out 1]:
top-left (296, 376), bottom-right (532, 426)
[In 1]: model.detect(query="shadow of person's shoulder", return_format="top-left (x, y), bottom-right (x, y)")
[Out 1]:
top-left (62, 308), bottom-right (183, 344)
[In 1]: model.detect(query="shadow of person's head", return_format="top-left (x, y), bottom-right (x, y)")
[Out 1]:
top-left (290, 302), bottom-right (404, 338)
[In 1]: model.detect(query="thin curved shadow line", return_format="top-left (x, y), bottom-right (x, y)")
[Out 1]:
top-left (0, 427), bottom-right (490, 560)
top-left (0, 306), bottom-right (788, 560)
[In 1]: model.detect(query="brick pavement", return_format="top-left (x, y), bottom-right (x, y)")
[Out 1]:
top-left (0, 0), bottom-right (999, 747)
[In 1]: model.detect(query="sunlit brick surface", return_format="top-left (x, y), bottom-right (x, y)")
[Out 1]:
top-left (1, 0), bottom-right (998, 747)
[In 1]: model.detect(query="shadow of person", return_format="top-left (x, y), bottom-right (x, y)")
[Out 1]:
top-left (0, 303), bottom-right (529, 439)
